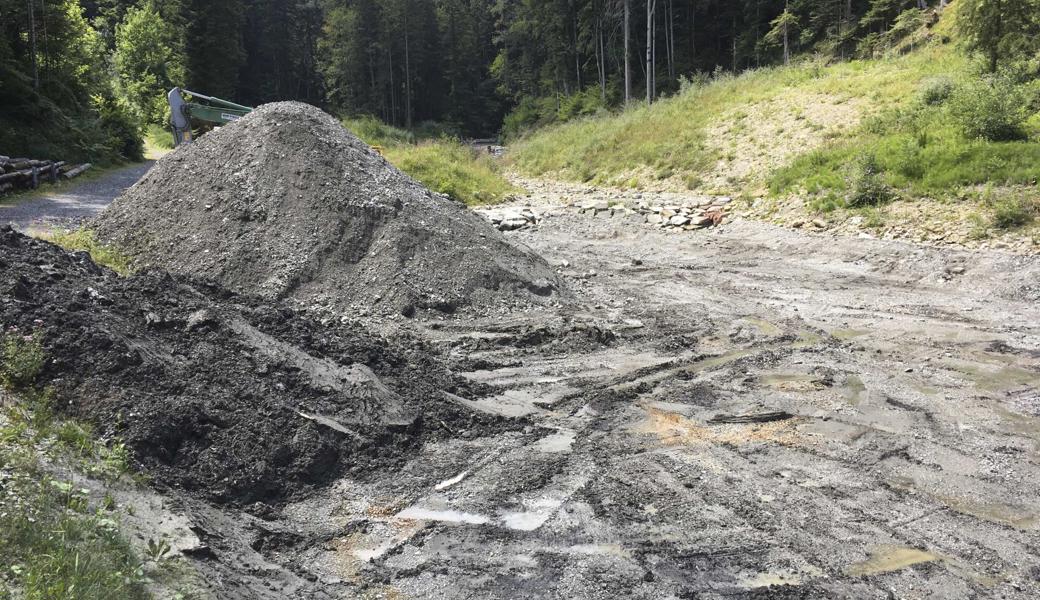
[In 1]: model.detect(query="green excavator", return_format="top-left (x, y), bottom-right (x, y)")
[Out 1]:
top-left (167, 87), bottom-right (253, 146)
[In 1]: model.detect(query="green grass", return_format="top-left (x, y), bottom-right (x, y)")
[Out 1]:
top-left (342, 116), bottom-right (518, 206)
top-left (770, 104), bottom-right (1040, 198)
top-left (143, 124), bottom-right (175, 160)
top-left (383, 142), bottom-right (518, 206)
top-left (36, 229), bottom-right (134, 276)
top-left (0, 330), bottom-right (150, 600)
top-left (510, 44), bottom-right (963, 188)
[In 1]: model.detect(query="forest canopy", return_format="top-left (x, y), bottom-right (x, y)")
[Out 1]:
top-left (1, 0), bottom-right (1039, 161)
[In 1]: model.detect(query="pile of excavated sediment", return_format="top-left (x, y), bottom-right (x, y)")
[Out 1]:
top-left (95, 102), bottom-right (560, 316)
top-left (0, 227), bottom-right (509, 503)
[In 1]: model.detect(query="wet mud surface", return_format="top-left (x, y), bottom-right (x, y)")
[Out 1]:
top-left (143, 194), bottom-right (1039, 599)
top-left (6, 186), bottom-right (1040, 597)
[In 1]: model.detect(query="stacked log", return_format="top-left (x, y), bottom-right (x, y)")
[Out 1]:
top-left (0, 156), bottom-right (87, 195)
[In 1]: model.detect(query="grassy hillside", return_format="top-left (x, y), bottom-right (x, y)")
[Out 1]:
top-left (508, 9), bottom-right (1040, 247)
top-left (510, 43), bottom-right (972, 192)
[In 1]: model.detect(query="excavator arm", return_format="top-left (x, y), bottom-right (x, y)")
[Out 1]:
top-left (168, 87), bottom-right (254, 146)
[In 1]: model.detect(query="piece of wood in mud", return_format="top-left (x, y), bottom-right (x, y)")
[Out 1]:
top-left (707, 411), bottom-right (794, 424)
top-left (62, 163), bottom-right (91, 180)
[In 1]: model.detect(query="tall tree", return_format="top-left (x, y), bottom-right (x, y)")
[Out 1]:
top-left (184, 0), bottom-right (246, 98)
top-left (957, 0), bottom-right (1040, 72)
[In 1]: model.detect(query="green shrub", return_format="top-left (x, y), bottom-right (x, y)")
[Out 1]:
top-left (1, 325), bottom-right (45, 391)
top-left (808, 192), bottom-right (846, 213)
top-left (991, 196), bottom-right (1036, 229)
top-left (144, 124), bottom-right (175, 151)
top-left (97, 95), bottom-right (144, 162)
top-left (919, 76), bottom-right (956, 105)
top-left (848, 153), bottom-right (894, 207)
top-left (947, 75), bottom-right (1030, 141)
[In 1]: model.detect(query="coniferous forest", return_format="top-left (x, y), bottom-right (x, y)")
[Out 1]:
top-left (1, 0), bottom-right (1038, 161)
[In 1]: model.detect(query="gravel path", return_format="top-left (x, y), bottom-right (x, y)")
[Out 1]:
top-left (0, 161), bottom-right (153, 231)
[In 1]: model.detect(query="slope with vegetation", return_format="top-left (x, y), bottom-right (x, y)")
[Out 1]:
top-left (344, 116), bottom-right (517, 206)
top-left (509, 2), bottom-right (1040, 248)
top-left (0, 324), bottom-right (160, 599)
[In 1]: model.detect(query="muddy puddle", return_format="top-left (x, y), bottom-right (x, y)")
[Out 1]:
top-left (845, 545), bottom-right (941, 576)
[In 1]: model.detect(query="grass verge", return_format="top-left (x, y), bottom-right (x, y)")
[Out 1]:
top-left (143, 125), bottom-right (175, 161)
top-left (382, 142), bottom-right (517, 206)
top-left (0, 326), bottom-right (149, 600)
top-left (343, 116), bottom-right (518, 206)
top-left (35, 229), bottom-right (134, 276)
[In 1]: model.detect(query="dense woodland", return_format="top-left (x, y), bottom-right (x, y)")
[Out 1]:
top-left (1, 0), bottom-right (1038, 161)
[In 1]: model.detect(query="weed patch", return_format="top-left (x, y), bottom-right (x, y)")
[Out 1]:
top-left (36, 229), bottom-right (133, 276)
top-left (1, 324), bottom-right (45, 391)
top-left (383, 142), bottom-right (518, 206)
top-left (342, 116), bottom-right (517, 206)
top-left (0, 327), bottom-right (151, 599)
top-left (990, 196), bottom-right (1037, 230)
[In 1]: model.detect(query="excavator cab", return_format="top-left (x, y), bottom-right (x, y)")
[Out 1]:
top-left (168, 88), bottom-right (254, 146)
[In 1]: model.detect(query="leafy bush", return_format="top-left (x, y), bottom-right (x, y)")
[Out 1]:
top-left (502, 87), bottom-right (612, 141)
top-left (848, 153), bottom-right (894, 207)
top-left (97, 95), bottom-right (144, 161)
top-left (947, 75), bottom-right (1031, 141)
top-left (919, 76), bottom-right (955, 105)
top-left (990, 196), bottom-right (1036, 229)
top-left (1, 324), bottom-right (45, 390)
top-left (144, 123), bottom-right (175, 151)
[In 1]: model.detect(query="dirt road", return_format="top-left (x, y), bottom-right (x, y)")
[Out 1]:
top-left (0, 161), bottom-right (152, 231)
top-left (154, 177), bottom-right (1038, 599)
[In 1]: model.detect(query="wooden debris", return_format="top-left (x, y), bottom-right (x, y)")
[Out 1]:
top-left (0, 156), bottom-right (83, 194)
top-left (62, 163), bottom-right (91, 180)
top-left (707, 411), bottom-right (794, 424)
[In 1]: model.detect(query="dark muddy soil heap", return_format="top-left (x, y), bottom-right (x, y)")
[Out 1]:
top-left (0, 228), bottom-right (507, 504)
top-left (95, 102), bottom-right (559, 316)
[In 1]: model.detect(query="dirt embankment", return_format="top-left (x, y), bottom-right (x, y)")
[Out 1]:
top-left (0, 226), bottom-right (513, 505)
top-left (95, 102), bottom-right (561, 317)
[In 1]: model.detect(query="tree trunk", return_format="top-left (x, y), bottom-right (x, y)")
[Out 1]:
top-left (624, 0), bottom-right (631, 103)
top-left (27, 0), bottom-right (38, 91)
top-left (667, 0), bottom-right (675, 79)
top-left (690, 2), bottom-right (696, 61)
top-left (404, 12), bottom-right (412, 129)
top-left (574, 6), bottom-right (582, 90)
top-left (731, 16), bottom-right (737, 72)
top-left (646, 0), bottom-right (656, 105)
top-left (783, 0), bottom-right (790, 65)
top-left (598, 15), bottom-right (607, 103)
top-left (388, 46), bottom-right (396, 125)
top-left (783, 22), bottom-right (789, 65)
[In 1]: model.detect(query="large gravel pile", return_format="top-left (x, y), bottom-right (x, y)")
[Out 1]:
top-left (0, 227), bottom-right (509, 504)
top-left (95, 102), bottom-right (559, 316)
